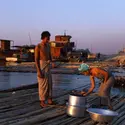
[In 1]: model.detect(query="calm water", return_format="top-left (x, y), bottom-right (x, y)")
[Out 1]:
top-left (0, 71), bottom-right (90, 90)
top-left (0, 71), bottom-right (125, 95)
top-left (0, 61), bottom-right (125, 94)
top-left (0, 72), bottom-right (37, 90)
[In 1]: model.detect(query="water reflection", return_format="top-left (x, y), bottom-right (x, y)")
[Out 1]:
top-left (0, 72), bottom-right (91, 91)
top-left (52, 74), bottom-right (90, 90)
top-left (52, 74), bottom-right (102, 91)
top-left (0, 72), bottom-right (125, 95)
top-left (0, 72), bottom-right (11, 90)
top-left (0, 72), bottom-right (37, 90)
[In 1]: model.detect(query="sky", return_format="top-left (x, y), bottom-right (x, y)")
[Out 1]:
top-left (0, 0), bottom-right (125, 54)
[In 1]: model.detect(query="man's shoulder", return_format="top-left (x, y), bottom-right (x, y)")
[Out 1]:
top-left (35, 43), bottom-right (45, 53)
top-left (35, 43), bottom-right (40, 52)
top-left (35, 43), bottom-right (42, 49)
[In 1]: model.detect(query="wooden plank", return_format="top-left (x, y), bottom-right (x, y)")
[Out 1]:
top-left (113, 111), bottom-right (125, 125)
top-left (67, 116), bottom-right (90, 125)
top-left (111, 105), bottom-right (125, 124)
top-left (39, 114), bottom-right (68, 125)
top-left (80, 120), bottom-right (95, 125)
top-left (10, 108), bottom-right (66, 125)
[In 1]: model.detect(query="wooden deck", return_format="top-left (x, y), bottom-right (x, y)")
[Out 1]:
top-left (0, 84), bottom-right (125, 125)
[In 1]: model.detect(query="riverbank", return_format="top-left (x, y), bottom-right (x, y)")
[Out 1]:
top-left (0, 60), bottom-right (120, 73)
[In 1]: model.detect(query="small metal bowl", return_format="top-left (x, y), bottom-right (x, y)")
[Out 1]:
top-left (87, 108), bottom-right (118, 123)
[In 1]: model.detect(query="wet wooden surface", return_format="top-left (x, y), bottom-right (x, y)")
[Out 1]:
top-left (0, 84), bottom-right (125, 125)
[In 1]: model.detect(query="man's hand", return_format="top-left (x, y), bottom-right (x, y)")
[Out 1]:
top-left (47, 60), bottom-right (51, 64)
top-left (81, 91), bottom-right (88, 96)
top-left (82, 92), bottom-right (89, 96)
top-left (80, 91), bottom-right (86, 95)
top-left (51, 63), bottom-right (56, 68)
top-left (37, 72), bottom-right (44, 78)
top-left (82, 90), bottom-right (90, 96)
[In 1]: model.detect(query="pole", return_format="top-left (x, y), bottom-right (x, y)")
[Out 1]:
top-left (28, 32), bottom-right (32, 45)
top-left (91, 44), bottom-right (92, 53)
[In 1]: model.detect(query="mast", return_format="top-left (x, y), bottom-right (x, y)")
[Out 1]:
top-left (28, 32), bottom-right (32, 45)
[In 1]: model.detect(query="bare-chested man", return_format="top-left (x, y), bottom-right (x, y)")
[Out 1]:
top-left (35, 31), bottom-right (53, 108)
top-left (77, 63), bottom-right (115, 110)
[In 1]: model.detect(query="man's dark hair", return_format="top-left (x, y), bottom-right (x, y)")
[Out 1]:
top-left (41, 31), bottom-right (51, 39)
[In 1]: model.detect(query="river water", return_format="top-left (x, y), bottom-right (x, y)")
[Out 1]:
top-left (0, 71), bottom-right (125, 95)
top-left (0, 71), bottom-right (90, 90)
top-left (0, 61), bottom-right (125, 95)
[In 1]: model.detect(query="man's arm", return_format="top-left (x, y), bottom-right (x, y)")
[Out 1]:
top-left (83, 76), bottom-right (95, 96)
top-left (48, 44), bottom-right (57, 68)
top-left (34, 46), bottom-right (44, 78)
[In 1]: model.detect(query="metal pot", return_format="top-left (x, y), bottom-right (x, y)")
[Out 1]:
top-left (66, 94), bottom-right (87, 117)
top-left (87, 108), bottom-right (118, 123)
top-left (67, 103), bottom-right (86, 117)
top-left (68, 93), bottom-right (86, 106)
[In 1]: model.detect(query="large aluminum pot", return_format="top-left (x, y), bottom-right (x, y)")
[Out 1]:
top-left (67, 104), bottom-right (86, 117)
top-left (87, 108), bottom-right (118, 123)
top-left (68, 93), bottom-right (86, 106)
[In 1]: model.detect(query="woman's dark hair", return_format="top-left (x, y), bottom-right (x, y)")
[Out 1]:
top-left (41, 31), bottom-right (51, 39)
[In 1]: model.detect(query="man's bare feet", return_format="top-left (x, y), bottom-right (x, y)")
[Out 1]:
top-left (48, 98), bottom-right (53, 105)
top-left (40, 100), bottom-right (48, 108)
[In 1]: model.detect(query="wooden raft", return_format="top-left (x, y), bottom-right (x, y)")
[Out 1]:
top-left (0, 84), bottom-right (125, 125)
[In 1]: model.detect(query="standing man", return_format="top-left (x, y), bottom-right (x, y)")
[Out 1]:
top-left (35, 31), bottom-right (53, 108)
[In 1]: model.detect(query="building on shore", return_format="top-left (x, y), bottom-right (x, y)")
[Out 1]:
top-left (0, 39), bottom-right (35, 62)
top-left (50, 33), bottom-right (75, 61)
top-left (1, 33), bottom-right (95, 63)
top-left (0, 39), bottom-right (20, 61)
top-left (11, 45), bottom-right (35, 62)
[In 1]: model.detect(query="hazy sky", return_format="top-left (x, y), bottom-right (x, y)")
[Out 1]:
top-left (0, 0), bottom-right (125, 54)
